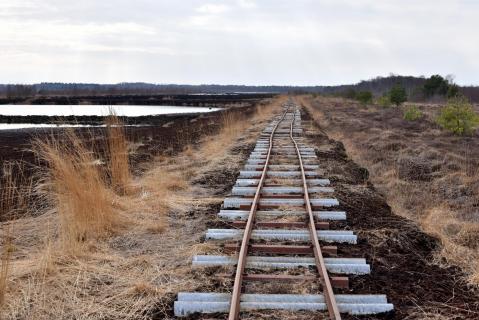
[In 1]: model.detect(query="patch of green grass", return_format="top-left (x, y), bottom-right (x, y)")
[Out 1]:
top-left (403, 105), bottom-right (423, 121)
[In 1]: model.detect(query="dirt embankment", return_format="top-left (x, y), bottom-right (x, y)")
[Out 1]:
top-left (0, 93), bottom-right (274, 108)
top-left (0, 107), bottom-right (257, 167)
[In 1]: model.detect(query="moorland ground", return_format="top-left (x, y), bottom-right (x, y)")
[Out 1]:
top-left (301, 95), bottom-right (479, 285)
top-left (1, 95), bottom-right (479, 319)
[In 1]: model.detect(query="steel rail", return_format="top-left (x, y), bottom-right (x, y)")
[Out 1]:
top-left (228, 107), bottom-right (290, 320)
top-left (289, 108), bottom-right (341, 319)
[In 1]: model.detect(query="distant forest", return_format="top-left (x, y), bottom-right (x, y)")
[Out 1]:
top-left (1, 75), bottom-right (478, 102)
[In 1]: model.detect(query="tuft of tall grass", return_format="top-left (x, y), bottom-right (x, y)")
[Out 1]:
top-left (0, 224), bottom-right (12, 309)
top-left (0, 162), bottom-right (35, 220)
top-left (34, 129), bottom-right (117, 253)
top-left (105, 113), bottom-right (131, 194)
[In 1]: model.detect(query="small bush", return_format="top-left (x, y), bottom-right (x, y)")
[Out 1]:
top-left (389, 84), bottom-right (407, 106)
top-left (436, 97), bottom-right (479, 135)
top-left (356, 91), bottom-right (373, 105)
top-left (343, 88), bottom-right (357, 100)
top-left (447, 84), bottom-right (460, 98)
top-left (403, 105), bottom-right (423, 121)
top-left (376, 95), bottom-right (391, 108)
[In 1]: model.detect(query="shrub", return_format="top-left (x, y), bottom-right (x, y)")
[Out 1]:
top-left (389, 84), bottom-right (407, 106)
top-left (403, 105), bottom-right (423, 121)
top-left (356, 91), bottom-right (373, 105)
top-left (343, 88), bottom-right (357, 100)
top-left (447, 84), bottom-right (460, 98)
top-left (436, 97), bottom-right (479, 135)
top-left (422, 74), bottom-right (459, 99)
top-left (376, 95), bottom-right (391, 108)
top-left (423, 75), bottom-right (449, 97)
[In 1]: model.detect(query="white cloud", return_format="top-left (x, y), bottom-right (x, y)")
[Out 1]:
top-left (196, 3), bottom-right (230, 14)
top-left (237, 0), bottom-right (257, 9)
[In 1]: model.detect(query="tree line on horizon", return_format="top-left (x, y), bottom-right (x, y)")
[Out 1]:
top-left (1, 75), bottom-right (478, 102)
top-left (336, 75), bottom-right (479, 136)
top-left (331, 74), bottom-right (479, 103)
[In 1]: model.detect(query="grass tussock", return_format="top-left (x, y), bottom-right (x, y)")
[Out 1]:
top-left (33, 129), bottom-right (117, 253)
top-left (301, 94), bottom-right (479, 284)
top-left (0, 224), bottom-right (13, 310)
top-left (0, 162), bottom-right (35, 220)
top-left (422, 207), bottom-right (479, 276)
top-left (105, 113), bottom-right (131, 194)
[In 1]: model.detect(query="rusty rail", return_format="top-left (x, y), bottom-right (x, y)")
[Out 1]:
top-left (228, 108), bottom-right (290, 320)
top-left (289, 110), bottom-right (341, 319)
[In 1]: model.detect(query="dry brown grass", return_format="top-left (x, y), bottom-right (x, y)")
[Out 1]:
top-left (0, 162), bottom-right (35, 220)
top-left (105, 113), bottom-right (131, 194)
top-left (253, 98), bottom-right (284, 122)
top-left (300, 94), bottom-right (479, 284)
top-left (199, 111), bottom-right (251, 159)
top-left (421, 207), bottom-right (479, 278)
top-left (33, 129), bottom-right (117, 253)
top-left (0, 224), bottom-right (13, 311)
top-left (198, 97), bottom-right (283, 160)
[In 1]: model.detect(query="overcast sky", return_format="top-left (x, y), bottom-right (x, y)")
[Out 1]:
top-left (0, 0), bottom-right (478, 85)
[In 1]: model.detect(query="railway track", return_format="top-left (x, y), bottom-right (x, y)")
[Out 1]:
top-left (174, 103), bottom-right (394, 319)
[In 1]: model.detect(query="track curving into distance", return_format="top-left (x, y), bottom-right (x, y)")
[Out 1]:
top-left (174, 102), bottom-right (393, 319)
